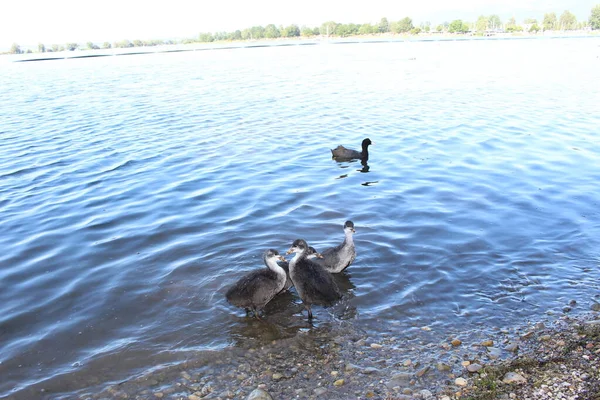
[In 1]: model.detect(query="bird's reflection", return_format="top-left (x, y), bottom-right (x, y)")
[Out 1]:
top-left (359, 160), bottom-right (370, 173)
top-left (227, 271), bottom-right (357, 344)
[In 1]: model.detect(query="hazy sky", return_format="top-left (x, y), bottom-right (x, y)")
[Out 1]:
top-left (1, 0), bottom-right (596, 49)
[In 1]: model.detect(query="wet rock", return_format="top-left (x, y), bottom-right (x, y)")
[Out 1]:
top-left (563, 306), bottom-right (572, 313)
top-left (521, 331), bottom-right (534, 339)
top-left (333, 379), bottom-right (344, 386)
top-left (461, 361), bottom-right (471, 367)
top-left (467, 363), bottom-right (483, 373)
top-left (314, 387), bottom-right (327, 396)
top-left (481, 340), bottom-right (494, 347)
top-left (271, 373), bottom-right (283, 381)
top-left (455, 377), bottom-right (468, 386)
top-left (247, 388), bottom-right (273, 400)
top-left (416, 366), bottom-right (430, 377)
top-left (361, 367), bottom-right (379, 375)
top-left (502, 372), bottom-right (527, 384)
top-left (451, 339), bottom-right (462, 347)
top-left (181, 371), bottom-right (192, 381)
top-left (535, 322), bottom-right (545, 330)
top-left (387, 372), bottom-right (412, 388)
top-left (153, 393), bottom-right (163, 398)
top-left (591, 303), bottom-right (600, 312)
top-left (345, 363), bottom-right (357, 372)
top-left (418, 389), bottom-right (433, 398)
top-left (505, 343), bottom-right (519, 352)
top-left (585, 319), bottom-right (600, 325)
top-left (436, 363), bottom-right (451, 372)
top-left (200, 383), bottom-right (213, 397)
top-left (188, 395), bottom-right (201, 400)
top-left (403, 359), bottom-right (412, 367)
top-left (539, 335), bottom-right (552, 342)
top-left (370, 343), bottom-right (383, 349)
top-left (487, 347), bottom-right (502, 359)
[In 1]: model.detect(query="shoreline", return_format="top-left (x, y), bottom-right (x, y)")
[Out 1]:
top-left (4, 32), bottom-right (599, 63)
top-left (11, 308), bottom-right (597, 400)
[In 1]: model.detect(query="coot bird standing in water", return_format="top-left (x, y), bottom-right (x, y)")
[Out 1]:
top-left (286, 239), bottom-right (341, 320)
top-left (315, 220), bottom-right (356, 273)
top-left (225, 249), bottom-right (287, 319)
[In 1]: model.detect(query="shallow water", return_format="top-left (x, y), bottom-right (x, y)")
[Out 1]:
top-left (1, 37), bottom-right (599, 398)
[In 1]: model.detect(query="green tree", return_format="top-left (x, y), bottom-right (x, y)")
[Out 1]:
top-left (410, 27), bottom-right (421, 35)
top-left (282, 24), bottom-right (300, 37)
top-left (51, 44), bottom-right (59, 52)
top-left (358, 23), bottom-right (375, 35)
top-left (38, 43), bottom-right (45, 53)
top-left (476, 15), bottom-right (489, 32)
top-left (10, 43), bottom-right (22, 54)
top-left (86, 41), bottom-right (99, 50)
top-left (198, 33), bottom-right (214, 42)
top-left (250, 26), bottom-right (265, 39)
top-left (320, 21), bottom-right (338, 36)
top-left (529, 23), bottom-right (541, 32)
top-left (591, 5), bottom-right (600, 29)
top-left (449, 19), bottom-right (467, 33)
top-left (264, 24), bottom-right (280, 39)
top-left (488, 14), bottom-right (502, 30)
top-left (524, 18), bottom-right (538, 24)
top-left (102, 42), bottom-right (112, 49)
top-left (420, 21), bottom-right (431, 32)
top-left (559, 10), bottom-right (577, 30)
top-left (230, 30), bottom-right (242, 40)
top-left (378, 17), bottom-right (389, 33)
top-left (543, 12), bottom-right (557, 30)
top-left (392, 17), bottom-right (413, 33)
top-left (66, 42), bottom-right (78, 51)
top-left (301, 26), bottom-right (314, 37)
top-left (435, 24), bottom-right (444, 32)
top-left (115, 39), bottom-right (132, 48)
top-left (336, 24), bottom-right (351, 37)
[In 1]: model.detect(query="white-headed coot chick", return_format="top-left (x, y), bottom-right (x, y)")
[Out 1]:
top-left (225, 249), bottom-right (287, 318)
top-left (315, 221), bottom-right (356, 273)
top-left (331, 138), bottom-right (372, 161)
top-left (279, 246), bottom-right (323, 291)
top-left (286, 239), bottom-right (341, 320)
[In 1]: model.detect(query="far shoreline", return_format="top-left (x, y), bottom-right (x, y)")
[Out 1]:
top-left (5, 31), bottom-right (599, 63)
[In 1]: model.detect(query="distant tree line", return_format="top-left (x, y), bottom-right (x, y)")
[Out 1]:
top-left (7, 5), bottom-right (600, 54)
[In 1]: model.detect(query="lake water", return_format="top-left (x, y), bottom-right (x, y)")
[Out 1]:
top-left (1, 37), bottom-right (599, 399)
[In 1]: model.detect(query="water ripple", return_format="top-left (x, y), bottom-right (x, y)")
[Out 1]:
top-left (1, 38), bottom-right (600, 398)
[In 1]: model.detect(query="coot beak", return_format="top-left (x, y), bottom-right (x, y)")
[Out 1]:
top-left (286, 248), bottom-right (293, 255)
top-left (278, 255), bottom-right (286, 262)
top-left (315, 252), bottom-right (324, 259)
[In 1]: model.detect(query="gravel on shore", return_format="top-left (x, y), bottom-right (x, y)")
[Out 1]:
top-left (46, 311), bottom-right (600, 400)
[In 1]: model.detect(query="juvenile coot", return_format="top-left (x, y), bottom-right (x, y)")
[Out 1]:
top-left (315, 220), bottom-right (356, 273)
top-left (286, 239), bottom-right (341, 320)
top-left (225, 249), bottom-right (287, 318)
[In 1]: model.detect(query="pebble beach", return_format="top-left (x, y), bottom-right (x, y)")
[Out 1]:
top-left (40, 307), bottom-right (599, 400)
